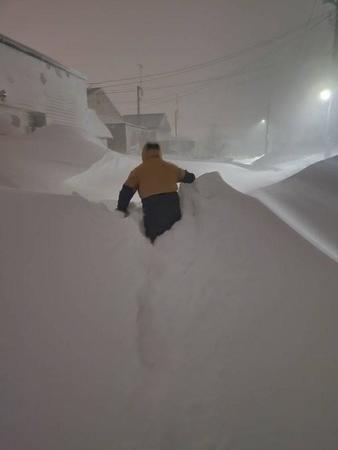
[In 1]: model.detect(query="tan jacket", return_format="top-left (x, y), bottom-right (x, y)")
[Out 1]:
top-left (125, 148), bottom-right (185, 199)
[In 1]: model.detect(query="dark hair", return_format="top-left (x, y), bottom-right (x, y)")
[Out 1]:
top-left (143, 142), bottom-right (160, 151)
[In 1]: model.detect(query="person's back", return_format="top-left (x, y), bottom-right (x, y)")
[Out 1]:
top-left (134, 157), bottom-right (182, 199)
top-left (117, 142), bottom-right (195, 242)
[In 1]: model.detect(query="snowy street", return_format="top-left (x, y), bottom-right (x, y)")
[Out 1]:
top-left (1, 127), bottom-right (338, 450)
top-left (2, 0), bottom-right (338, 447)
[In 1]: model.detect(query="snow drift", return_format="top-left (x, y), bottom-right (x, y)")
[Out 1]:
top-left (66, 144), bottom-right (336, 203)
top-left (0, 124), bottom-right (107, 193)
top-left (2, 171), bottom-right (338, 450)
top-left (1, 123), bottom-right (332, 199)
top-left (256, 154), bottom-right (338, 261)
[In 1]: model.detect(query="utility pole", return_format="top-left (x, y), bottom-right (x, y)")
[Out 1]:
top-left (137, 64), bottom-right (143, 124)
top-left (174, 94), bottom-right (179, 137)
top-left (264, 99), bottom-right (271, 156)
top-left (263, 70), bottom-right (273, 156)
top-left (137, 86), bottom-right (142, 117)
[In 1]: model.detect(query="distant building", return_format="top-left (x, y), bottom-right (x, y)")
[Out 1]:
top-left (87, 87), bottom-right (123, 124)
top-left (122, 113), bottom-right (195, 156)
top-left (107, 121), bottom-right (151, 154)
top-left (88, 87), bottom-right (153, 153)
top-left (85, 108), bottom-right (112, 148)
top-left (0, 33), bottom-right (90, 136)
top-left (123, 113), bottom-right (171, 141)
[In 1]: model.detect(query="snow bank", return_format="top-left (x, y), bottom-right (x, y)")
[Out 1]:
top-left (1, 122), bottom-right (331, 198)
top-left (2, 173), bottom-right (338, 450)
top-left (0, 124), bottom-right (107, 193)
top-left (66, 149), bottom-right (329, 203)
top-left (255, 155), bottom-right (338, 261)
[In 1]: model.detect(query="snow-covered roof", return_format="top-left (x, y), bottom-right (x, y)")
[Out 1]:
top-left (108, 121), bottom-right (148, 130)
top-left (87, 88), bottom-right (123, 124)
top-left (85, 109), bottom-right (112, 139)
top-left (123, 113), bottom-right (171, 132)
top-left (0, 33), bottom-right (87, 80)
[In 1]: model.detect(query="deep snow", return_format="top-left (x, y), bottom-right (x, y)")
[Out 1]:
top-left (1, 127), bottom-right (338, 450)
top-left (256, 154), bottom-right (338, 261)
top-left (0, 125), bottom-right (106, 193)
top-left (66, 146), bottom-right (332, 201)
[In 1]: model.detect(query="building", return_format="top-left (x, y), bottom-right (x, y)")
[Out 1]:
top-left (123, 113), bottom-right (171, 141)
top-left (84, 108), bottom-right (112, 147)
top-left (0, 33), bottom-right (90, 135)
top-left (87, 87), bottom-right (123, 124)
top-left (88, 87), bottom-right (152, 153)
top-left (106, 122), bottom-right (152, 154)
top-left (122, 113), bottom-right (195, 156)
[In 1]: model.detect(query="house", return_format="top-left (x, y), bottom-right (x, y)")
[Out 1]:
top-left (0, 33), bottom-right (89, 135)
top-left (107, 121), bottom-right (151, 154)
top-left (85, 108), bottom-right (112, 148)
top-left (88, 87), bottom-right (153, 153)
top-left (87, 87), bottom-right (123, 124)
top-left (123, 113), bottom-right (171, 141)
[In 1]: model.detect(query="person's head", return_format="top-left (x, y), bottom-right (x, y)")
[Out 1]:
top-left (142, 142), bottom-right (162, 161)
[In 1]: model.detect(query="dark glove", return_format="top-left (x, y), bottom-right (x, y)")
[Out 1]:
top-left (117, 184), bottom-right (136, 211)
top-left (182, 170), bottom-right (196, 184)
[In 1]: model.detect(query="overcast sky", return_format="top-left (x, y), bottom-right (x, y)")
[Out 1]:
top-left (0, 0), bottom-right (333, 140)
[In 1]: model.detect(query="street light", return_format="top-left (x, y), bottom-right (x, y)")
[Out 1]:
top-left (319, 89), bottom-right (332, 102)
top-left (260, 119), bottom-right (266, 124)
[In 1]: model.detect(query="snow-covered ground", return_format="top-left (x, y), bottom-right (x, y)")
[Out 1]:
top-left (255, 155), bottom-right (338, 262)
top-left (66, 146), bottom-right (333, 201)
top-left (0, 125), bottom-right (106, 193)
top-left (1, 126), bottom-right (338, 450)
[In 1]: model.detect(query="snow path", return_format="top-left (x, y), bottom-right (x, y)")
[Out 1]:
top-left (64, 145), bottom-right (338, 262)
top-left (2, 174), bottom-right (338, 450)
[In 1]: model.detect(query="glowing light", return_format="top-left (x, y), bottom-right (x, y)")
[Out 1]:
top-left (261, 119), bottom-right (266, 124)
top-left (319, 89), bottom-right (332, 102)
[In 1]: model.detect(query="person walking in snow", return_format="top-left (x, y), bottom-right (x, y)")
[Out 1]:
top-left (117, 142), bottom-right (195, 242)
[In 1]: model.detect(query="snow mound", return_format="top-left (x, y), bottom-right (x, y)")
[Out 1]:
top-left (2, 172), bottom-right (338, 450)
top-left (66, 150), bottom-right (142, 201)
top-left (66, 148), bottom-right (336, 206)
top-left (0, 125), bottom-right (107, 193)
top-left (255, 154), bottom-right (338, 261)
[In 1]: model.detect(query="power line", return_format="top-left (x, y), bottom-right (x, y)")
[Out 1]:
top-left (89, 13), bottom-right (331, 88)
top-left (110, 12), bottom-right (332, 114)
top-left (105, 61), bottom-right (274, 96)
top-left (104, 14), bottom-right (330, 103)
top-left (114, 51), bottom-right (278, 107)
top-left (103, 56), bottom-right (273, 94)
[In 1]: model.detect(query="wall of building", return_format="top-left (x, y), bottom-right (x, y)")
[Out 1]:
top-left (87, 90), bottom-right (123, 124)
top-left (106, 123), bottom-right (154, 154)
top-left (85, 108), bottom-right (111, 142)
top-left (0, 39), bottom-right (87, 134)
top-left (106, 123), bottom-right (127, 152)
top-left (126, 125), bottom-right (154, 154)
top-left (0, 104), bottom-right (31, 135)
top-left (154, 129), bottom-right (171, 141)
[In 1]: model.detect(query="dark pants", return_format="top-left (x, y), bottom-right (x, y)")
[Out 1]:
top-left (142, 192), bottom-right (182, 242)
